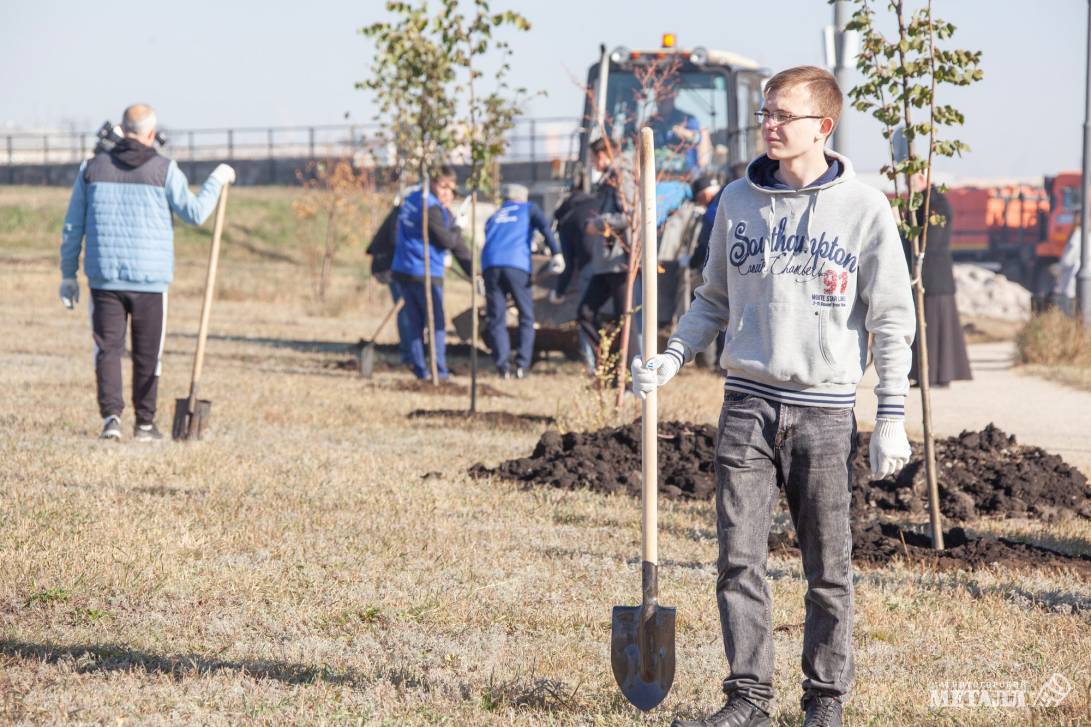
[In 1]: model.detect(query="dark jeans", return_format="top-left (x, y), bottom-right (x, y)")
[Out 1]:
top-left (576, 271), bottom-right (629, 354)
top-left (400, 279), bottom-right (448, 380)
top-left (714, 390), bottom-right (857, 712)
top-left (387, 279), bottom-right (413, 366)
top-left (90, 288), bottom-right (166, 424)
top-left (483, 266), bottom-right (535, 372)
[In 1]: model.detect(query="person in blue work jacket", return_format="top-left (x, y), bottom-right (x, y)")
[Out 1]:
top-left (481, 183), bottom-right (565, 379)
top-left (649, 88), bottom-right (703, 173)
top-left (391, 166), bottom-right (474, 380)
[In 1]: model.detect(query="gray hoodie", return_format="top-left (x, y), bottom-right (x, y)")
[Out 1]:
top-left (669, 151), bottom-right (915, 419)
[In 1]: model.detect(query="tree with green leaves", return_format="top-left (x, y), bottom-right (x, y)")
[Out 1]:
top-left (436, 0), bottom-right (531, 412)
top-left (360, 2), bottom-right (460, 385)
top-left (844, 0), bottom-right (982, 549)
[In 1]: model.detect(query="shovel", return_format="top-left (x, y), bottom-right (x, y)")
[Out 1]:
top-left (358, 298), bottom-right (404, 378)
top-left (172, 183), bottom-right (229, 440)
top-left (610, 127), bottom-right (675, 711)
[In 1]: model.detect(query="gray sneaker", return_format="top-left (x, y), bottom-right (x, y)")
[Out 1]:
top-left (672, 696), bottom-right (771, 727)
top-left (100, 416), bottom-right (121, 441)
top-left (133, 422), bottom-right (163, 442)
top-left (802, 694), bottom-right (843, 727)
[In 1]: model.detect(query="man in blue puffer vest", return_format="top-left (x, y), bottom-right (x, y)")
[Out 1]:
top-left (391, 166), bottom-right (474, 380)
top-left (481, 184), bottom-right (565, 379)
top-left (59, 104), bottom-right (234, 441)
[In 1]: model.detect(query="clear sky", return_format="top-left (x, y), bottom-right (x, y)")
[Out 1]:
top-left (0, 0), bottom-right (1084, 179)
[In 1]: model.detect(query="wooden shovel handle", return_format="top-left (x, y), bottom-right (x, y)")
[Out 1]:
top-left (187, 184), bottom-right (229, 406)
top-left (640, 128), bottom-right (658, 567)
top-left (370, 298), bottom-right (405, 342)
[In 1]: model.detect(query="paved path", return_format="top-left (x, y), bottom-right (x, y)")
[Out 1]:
top-left (856, 342), bottom-right (1091, 474)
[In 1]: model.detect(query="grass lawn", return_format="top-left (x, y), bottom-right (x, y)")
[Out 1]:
top-left (1, 186), bottom-right (1089, 725)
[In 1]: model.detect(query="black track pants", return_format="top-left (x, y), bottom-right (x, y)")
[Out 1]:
top-left (90, 289), bottom-right (166, 424)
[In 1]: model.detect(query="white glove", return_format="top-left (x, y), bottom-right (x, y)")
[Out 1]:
top-left (474, 275), bottom-right (485, 297)
top-left (547, 289), bottom-right (564, 304)
top-left (548, 253), bottom-right (566, 274)
top-left (210, 164), bottom-right (236, 185)
top-left (630, 341), bottom-right (686, 399)
top-left (59, 278), bottom-right (79, 308)
top-left (869, 418), bottom-right (912, 479)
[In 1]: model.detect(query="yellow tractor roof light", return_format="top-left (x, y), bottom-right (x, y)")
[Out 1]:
top-left (661, 33), bottom-right (676, 49)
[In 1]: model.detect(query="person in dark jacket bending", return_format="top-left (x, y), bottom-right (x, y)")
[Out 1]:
top-left (576, 137), bottom-right (635, 369)
top-left (391, 167), bottom-right (474, 380)
top-left (901, 176), bottom-right (972, 387)
top-left (367, 200), bottom-right (413, 366)
top-left (481, 183), bottom-right (564, 378)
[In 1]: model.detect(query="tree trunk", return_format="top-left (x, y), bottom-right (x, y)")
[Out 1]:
top-left (468, 54), bottom-right (479, 414)
top-left (615, 243), bottom-right (641, 409)
top-left (912, 252), bottom-right (944, 550)
top-left (422, 166), bottom-right (439, 385)
top-left (470, 190), bottom-right (479, 412)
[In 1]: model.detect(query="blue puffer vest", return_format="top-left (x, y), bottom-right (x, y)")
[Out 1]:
top-left (392, 189), bottom-right (450, 279)
top-left (61, 147), bottom-right (223, 292)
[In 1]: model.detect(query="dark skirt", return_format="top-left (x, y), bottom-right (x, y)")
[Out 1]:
top-left (910, 294), bottom-right (972, 386)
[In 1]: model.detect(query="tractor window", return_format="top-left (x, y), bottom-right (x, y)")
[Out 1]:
top-left (600, 70), bottom-right (731, 176)
top-left (1060, 185), bottom-right (1081, 213)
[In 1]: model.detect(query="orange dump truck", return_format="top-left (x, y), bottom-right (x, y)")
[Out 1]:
top-left (946, 172), bottom-right (1081, 301)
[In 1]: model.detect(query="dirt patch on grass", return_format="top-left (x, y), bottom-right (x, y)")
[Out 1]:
top-left (390, 379), bottom-right (510, 398)
top-left (770, 523), bottom-right (1091, 576)
top-left (470, 422), bottom-right (1091, 572)
top-left (409, 409), bottom-right (555, 429)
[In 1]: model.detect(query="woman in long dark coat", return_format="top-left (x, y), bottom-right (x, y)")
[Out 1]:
top-left (902, 184), bottom-right (973, 386)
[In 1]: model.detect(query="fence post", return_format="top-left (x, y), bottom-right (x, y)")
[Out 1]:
top-left (308, 127), bottom-right (315, 159)
top-left (227, 129), bottom-right (234, 160)
top-left (188, 131), bottom-right (196, 179)
top-left (80, 133), bottom-right (87, 160)
top-left (268, 128), bottom-right (275, 183)
top-left (6, 136), bottom-right (12, 184)
top-left (530, 118), bottom-right (538, 183)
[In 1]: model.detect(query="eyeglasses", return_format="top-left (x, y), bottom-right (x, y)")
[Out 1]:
top-left (754, 109), bottom-right (825, 126)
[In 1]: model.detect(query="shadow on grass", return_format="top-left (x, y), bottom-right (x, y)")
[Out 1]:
top-left (169, 331), bottom-right (361, 355)
top-left (0, 639), bottom-right (365, 687)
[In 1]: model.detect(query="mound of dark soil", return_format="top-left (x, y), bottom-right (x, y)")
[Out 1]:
top-left (855, 425), bottom-right (1086, 521)
top-left (853, 424), bottom-right (1091, 521)
top-left (468, 422), bottom-right (717, 499)
top-left (409, 409), bottom-right (555, 429)
top-left (472, 421), bottom-right (1090, 522)
top-left (469, 421), bottom-right (1091, 572)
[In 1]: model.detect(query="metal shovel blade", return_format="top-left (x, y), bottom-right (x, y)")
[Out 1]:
top-left (610, 565), bottom-right (676, 711)
top-left (172, 398), bottom-right (211, 441)
top-left (358, 342), bottom-right (377, 379)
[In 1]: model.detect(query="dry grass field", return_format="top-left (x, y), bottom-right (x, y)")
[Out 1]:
top-left (1, 186), bottom-right (1089, 726)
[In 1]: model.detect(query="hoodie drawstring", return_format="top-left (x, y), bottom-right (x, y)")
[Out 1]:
top-left (766, 196), bottom-right (776, 268)
top-left (806, 191), bottom-right (820, 244)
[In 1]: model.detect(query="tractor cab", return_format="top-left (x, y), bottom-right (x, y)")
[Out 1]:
top-left (575, 36), bottom-right (769, 190)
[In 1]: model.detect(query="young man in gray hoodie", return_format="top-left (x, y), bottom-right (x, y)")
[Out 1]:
top-left (632, 67), bottom-right (915, 727)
